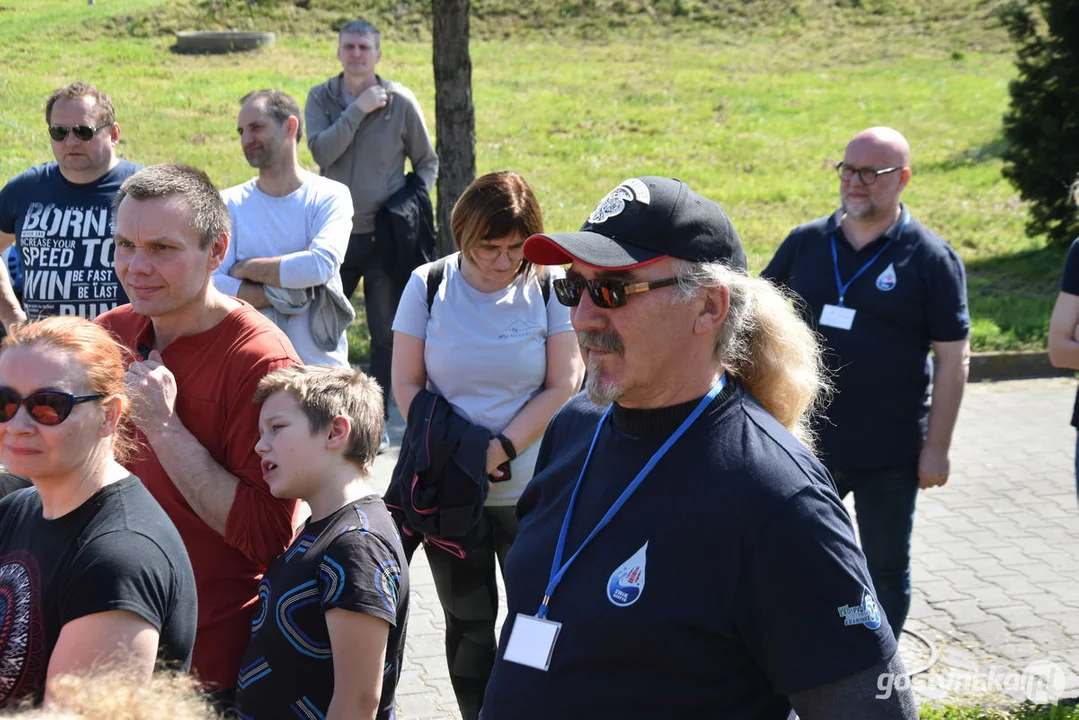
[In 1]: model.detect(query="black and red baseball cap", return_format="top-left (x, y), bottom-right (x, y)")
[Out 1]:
top-left (523, 176), bottom-right (747, 272)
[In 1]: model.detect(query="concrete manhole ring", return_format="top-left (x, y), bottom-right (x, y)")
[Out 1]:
top-left (174, 31), bottom-right (275, 54)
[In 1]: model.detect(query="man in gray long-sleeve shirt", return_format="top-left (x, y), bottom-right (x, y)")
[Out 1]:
top-left (306, 19), bottom-right (438, 444)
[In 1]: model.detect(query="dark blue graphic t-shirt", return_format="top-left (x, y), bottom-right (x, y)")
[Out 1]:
top-left (0, 160), bottom-right (139, 320)
top-left (235, 496), bottom-right (409, 720)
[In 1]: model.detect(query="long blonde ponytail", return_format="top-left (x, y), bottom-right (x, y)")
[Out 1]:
top-left (675, 261), bottom-right (831, 450)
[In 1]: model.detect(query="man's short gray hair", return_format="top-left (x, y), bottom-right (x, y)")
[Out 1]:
top-left (339, 19), bottom-right (381, 47)
top-left (113, 163), bottom-right (229, 251)
top-left (672, 259), bottom-right (830, 449)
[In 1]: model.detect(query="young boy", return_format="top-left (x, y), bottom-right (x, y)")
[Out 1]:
top-left (234, 365), bottom-right (409, 720)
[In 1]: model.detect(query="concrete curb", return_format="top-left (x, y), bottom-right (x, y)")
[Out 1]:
top-left (969, 351), bottom-right (1075, 382)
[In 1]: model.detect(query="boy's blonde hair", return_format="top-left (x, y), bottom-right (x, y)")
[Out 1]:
top-left (17, 664), bottom-right (219, 719)
top-left (254, 365), bottom-right (384, 468)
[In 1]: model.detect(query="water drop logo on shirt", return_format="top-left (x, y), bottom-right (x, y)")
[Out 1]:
top-left (875, 263), bottom-right (897, 291)
top-left (606, 542), bottom-right (647, 607)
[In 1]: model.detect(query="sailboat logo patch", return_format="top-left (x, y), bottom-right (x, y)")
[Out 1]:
top-left (606, 542), bottom-right (647, 607)
top-left (875, 263), bottom-right (897, 291)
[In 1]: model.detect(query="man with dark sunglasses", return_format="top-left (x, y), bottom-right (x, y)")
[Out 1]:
top-left (763, 127), bottom-right (970, 640)
top-left (482, 176), bottom-right (916, 719)
top-left (0, 82), bottom-right (138, 327)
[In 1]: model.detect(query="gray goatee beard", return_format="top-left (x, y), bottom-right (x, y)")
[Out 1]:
top-left (584, 356), bottom-right (624, 406)
top-left (577, 330), bottom-right (626, 406)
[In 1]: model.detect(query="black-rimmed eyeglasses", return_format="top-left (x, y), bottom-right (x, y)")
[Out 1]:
top-left (835, 162), bottom-right (903, 185)
top-left (0, 387), bottom-right (105, 426)
top-left (48, 123), bottom-right (111, 143)
top-left (553, 276), bottom-right (679, 309)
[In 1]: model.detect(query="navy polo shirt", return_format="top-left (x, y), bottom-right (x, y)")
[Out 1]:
top-left (482, 384), bottom-right (896, 720)
top-left (1059, 238), bottom-right (1079, 427)
top-left (762, 206), bottom-right (969, 471)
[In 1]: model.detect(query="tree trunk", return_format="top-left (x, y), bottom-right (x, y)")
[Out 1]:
top-left (432, 0), bottom-right (476, 257)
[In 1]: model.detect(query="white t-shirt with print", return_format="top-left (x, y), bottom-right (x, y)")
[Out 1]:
top-left (392, 253), bottom-right (573, 506)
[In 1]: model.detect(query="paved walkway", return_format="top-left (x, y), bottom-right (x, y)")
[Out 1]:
top-left (368, 377), bottom-right (1079, 717)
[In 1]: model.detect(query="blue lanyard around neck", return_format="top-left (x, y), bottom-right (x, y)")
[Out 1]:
top-left (830, 210), bottom-right (909, 307)
top-left (536, 375), bottom-right (727, 619)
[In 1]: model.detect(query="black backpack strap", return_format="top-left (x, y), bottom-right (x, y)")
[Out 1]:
top-left (427, 258), bottom-right (550, 311)
top-left (426, 256), bottom-right (450, 315)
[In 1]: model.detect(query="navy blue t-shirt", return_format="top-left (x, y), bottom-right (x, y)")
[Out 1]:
top-left (762, 207), bottom-right (970, 471)
top-left (1059, 238), bottom-right (1079, 427)
top-left (0, 161), bottom-right (138, 320)
top-left (482, 384), bottom-right (896, 720)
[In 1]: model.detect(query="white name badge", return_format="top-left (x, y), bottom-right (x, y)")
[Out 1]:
top-left (502, 613), bottom-right (562, 671)
top-left (820, 304), bottom-right (856, 330)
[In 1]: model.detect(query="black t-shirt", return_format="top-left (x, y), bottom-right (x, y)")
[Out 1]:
top-left (481, 384), bottom-right (897, 720)
top-left (0, 475), bottom-right (197, 706)
top-left (762, 207), bottom-right (970, 471)
top-left (234, 496), bottom-right (409, 720)
top-left (0, 161), bottom-right (137, 320)
top-left (1059, 238), bottom-right (1079, 426)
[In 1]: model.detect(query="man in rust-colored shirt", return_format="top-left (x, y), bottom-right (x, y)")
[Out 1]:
top-left (97, 162), bottom-right (302, 700)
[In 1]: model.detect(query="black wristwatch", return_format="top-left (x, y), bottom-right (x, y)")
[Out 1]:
top-left (497, 433), bottom-right (517, 461)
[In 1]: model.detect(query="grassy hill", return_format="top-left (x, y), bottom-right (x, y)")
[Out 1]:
top-left (95, 0), bottom-right (1014, 48)
top-left (0, 0), bottom-right (1062, 359)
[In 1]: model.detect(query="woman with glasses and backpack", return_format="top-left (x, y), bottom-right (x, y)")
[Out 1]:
top-left (389, 171), bottom-right (584, 720)
top-left (0, 316), bottom-right (197, 708)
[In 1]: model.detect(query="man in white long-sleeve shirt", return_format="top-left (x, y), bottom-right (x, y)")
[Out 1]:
top-left (216, 89), bottom-right (354, 366)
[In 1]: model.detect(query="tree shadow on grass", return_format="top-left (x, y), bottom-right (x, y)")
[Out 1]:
top-left (964, 243), bottom-right (1067, 350)
top-left (965, 243), bottom-right (1065, 291)
top-left (924, 136), bottom-right (1009, 174)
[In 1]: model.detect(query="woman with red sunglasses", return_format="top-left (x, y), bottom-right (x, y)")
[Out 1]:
top-left (0, 316), bottom-right (197, 708)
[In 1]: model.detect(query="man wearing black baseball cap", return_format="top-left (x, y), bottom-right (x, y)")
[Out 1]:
top-left (481, 177), bottom-right (916, 719)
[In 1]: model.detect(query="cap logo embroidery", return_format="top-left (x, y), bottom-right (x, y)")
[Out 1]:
top-left (588, 178), bottom-right (651, 224)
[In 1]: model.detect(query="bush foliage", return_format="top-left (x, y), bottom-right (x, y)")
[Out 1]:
top-left (999, 0), bottom-right (1079, 247)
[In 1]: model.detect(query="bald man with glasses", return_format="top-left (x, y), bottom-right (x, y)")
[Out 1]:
top-left (0, 82), bottom-right (140, 328)
top-left (762, 126), bottom-right (971, 639)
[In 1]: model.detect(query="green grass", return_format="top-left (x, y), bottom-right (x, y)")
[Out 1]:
top-left (0, 0), bottom-right (1059, 364)
top-left (923, 703), bottom-right (1079, 719)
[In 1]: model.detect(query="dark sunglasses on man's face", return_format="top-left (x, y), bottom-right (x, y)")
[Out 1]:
top-left (0, 387), bottom-right (105, 426)
top-left (47, 123), bottom-right (110, 143)
top-left (553, 276), bottom-right (679, 309)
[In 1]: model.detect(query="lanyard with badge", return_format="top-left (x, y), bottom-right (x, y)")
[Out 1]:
top-left (819, 211), bottom-right (909, 331)
top-left (502, 375), bottom-right (727, 672)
